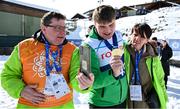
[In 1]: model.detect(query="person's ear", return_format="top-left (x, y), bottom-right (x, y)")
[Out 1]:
top-left (41, 25), bottom-right (46, 34)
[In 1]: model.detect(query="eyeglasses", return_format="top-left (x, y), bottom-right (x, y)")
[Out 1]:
top-left (46, 25), bottom-right (66, 32)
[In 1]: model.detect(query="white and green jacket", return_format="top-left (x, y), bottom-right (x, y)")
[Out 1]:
top-left (82, 27), bottom-right (128, 107)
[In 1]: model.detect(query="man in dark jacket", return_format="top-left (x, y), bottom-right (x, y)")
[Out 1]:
top-left (161, 39), bottom-right (173, 88)
top-left (151, 37), bottom-right (162, 56)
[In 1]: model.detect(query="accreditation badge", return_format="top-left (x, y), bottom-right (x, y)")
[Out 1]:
top-left (43, 75), bottom-right (54, 96)
top-left (130, 85), bottom-right (142, 101)
top-left (44, 73), bottom-right (70, 99)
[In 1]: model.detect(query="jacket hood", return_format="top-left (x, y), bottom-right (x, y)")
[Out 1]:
top-left (89, 27), bottom-right (104, 40)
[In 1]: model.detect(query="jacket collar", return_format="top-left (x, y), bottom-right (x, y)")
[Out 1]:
top-left (89, 27), bottom-right (104, 40)
top-left (126, 43), bottom-right (157, 59)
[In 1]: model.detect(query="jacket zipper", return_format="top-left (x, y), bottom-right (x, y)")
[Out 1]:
top-left (101, 87), bottom-right (104, 97)
top-left (119, 80), bottom-right (122, 103)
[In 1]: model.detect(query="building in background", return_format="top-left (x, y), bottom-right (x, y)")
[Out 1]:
top-left (0, 0), bottom-right (59, 54)
top-left (83, 0), bottom-right (180, 19)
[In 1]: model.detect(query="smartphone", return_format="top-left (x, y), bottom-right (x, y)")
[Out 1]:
top-left (79, 46), bottom-right (91, 77)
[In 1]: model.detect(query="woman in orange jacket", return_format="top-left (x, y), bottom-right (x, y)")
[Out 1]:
top-left (1, 12), bottom-right (94, 109)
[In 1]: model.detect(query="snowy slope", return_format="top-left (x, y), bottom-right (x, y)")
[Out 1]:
top-left (116, 6), bottom-right (180, 39)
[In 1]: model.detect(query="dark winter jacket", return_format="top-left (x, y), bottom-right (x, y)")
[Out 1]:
top-left (161, 44), bottom-right (173, 76)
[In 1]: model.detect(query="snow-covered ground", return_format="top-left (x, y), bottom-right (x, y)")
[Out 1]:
top-left (167, 66), bottom-right (180, 109)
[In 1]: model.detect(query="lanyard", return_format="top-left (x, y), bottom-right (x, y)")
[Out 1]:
top-left (131, 47), bottom-right (144, 85)
top-left (104, 33), bottom-right (118, 50)
top-left (42, 36), bottom-right (63, 76)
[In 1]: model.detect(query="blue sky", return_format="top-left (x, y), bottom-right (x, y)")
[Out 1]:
top-left (13, 0), bottom-right (152, 18)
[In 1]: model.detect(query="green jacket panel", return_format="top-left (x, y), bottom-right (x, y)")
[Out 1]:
top-left (1, 45), bottom-right (25, 98)
top-left (146, 57), bottom-right (168, 109)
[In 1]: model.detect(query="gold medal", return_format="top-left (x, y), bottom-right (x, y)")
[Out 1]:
top-left (112, 46), bottom-right (124, 56)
